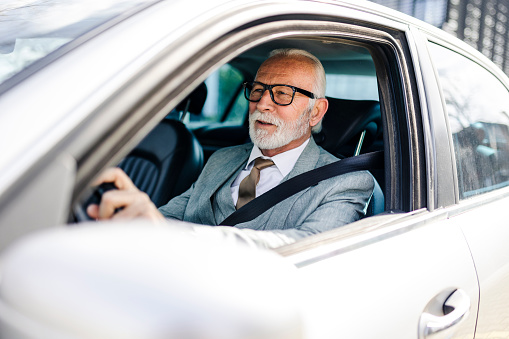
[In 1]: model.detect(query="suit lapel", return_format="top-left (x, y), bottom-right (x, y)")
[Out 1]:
top-left (213, 166), bottom-right (244, 223)
top-left (200, 144), bottom-right (251, 225)
top-left (282, 137), bottom-right (321, 181)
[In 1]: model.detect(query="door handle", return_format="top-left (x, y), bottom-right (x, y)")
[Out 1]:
top-left (418, 289), bottom-right (470, 339)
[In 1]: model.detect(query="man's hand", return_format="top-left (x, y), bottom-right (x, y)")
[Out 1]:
top-left (86, 168), bottom-right (165, 222)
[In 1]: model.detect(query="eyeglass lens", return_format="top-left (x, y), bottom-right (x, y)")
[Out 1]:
top-left (245, 82), bottom-right (295, 105)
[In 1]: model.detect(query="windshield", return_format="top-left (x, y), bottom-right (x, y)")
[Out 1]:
top-left (0, 0), bottom-right (156, 86)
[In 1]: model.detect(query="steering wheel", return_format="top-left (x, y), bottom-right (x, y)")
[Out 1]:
top-left (74, 182), bottom-right (119, 222)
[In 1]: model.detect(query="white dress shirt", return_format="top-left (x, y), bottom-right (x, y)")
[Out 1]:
top-left (231, 139), bottom-right (310, 206)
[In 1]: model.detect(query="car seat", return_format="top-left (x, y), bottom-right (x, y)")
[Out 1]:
top-left (314, 97), bottom-right (382, 158)
top-left (119, 84), bottom-right (207, 207)
top-left (314, 97), bottom-right (384, 216)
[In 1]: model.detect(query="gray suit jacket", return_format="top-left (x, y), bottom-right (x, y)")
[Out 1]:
top-left (159, 138), bottom-right (374, 246)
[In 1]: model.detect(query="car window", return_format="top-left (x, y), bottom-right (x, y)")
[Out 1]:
top-left (429, 42), bottom-right (509, 199)
top-left (185, 64), bottom-right (248, 128)
top-left (325, 74), bottom-right (378, 100)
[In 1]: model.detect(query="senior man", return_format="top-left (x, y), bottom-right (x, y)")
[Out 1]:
top-left (88, 48), bottom-right (375, 247)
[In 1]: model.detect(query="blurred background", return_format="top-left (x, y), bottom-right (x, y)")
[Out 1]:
top-left (369, 0), bottom-right (509, 75)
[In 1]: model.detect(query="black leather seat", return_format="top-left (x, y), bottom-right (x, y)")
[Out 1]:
top-left (119, 84), bottom-right (206, 207)
top-left (315, 97), bottom-right (384, 216)
top-left (314, 97), bottom-right (382, 158)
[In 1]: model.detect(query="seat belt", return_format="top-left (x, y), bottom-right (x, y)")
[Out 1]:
top-left (219, 150), bottom-right (384, 226)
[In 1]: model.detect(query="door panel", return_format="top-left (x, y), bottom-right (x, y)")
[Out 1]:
top-left (456, 195), bottom-right (509, 338)
top-left (291, 218), bottom-right (478, 338)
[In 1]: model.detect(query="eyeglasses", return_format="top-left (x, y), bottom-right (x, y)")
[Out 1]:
top-left (243, 81), bottom-right (316, 106)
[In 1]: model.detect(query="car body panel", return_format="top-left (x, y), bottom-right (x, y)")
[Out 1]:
top-left (293, 216), bottom-right (478, 338)
top-left (456, 193), bottom-right (509, 338)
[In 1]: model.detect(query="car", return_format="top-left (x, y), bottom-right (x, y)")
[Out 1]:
top-left (1, 0), bottom-right (509, 338)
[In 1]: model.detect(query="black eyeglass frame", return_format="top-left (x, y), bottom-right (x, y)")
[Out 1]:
top-left (243, 81), bottom-right (317, 106)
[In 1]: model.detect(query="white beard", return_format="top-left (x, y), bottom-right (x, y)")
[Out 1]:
top-left (249, 109), bottom-right (311, 150)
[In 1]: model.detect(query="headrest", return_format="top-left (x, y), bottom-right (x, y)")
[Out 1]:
top-left (176, 82), bottom-right (208, 115)
top-left (314, 97), bottom-right (382, 157)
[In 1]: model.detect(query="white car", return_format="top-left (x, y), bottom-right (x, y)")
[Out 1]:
top-left (1, 0), bottom-right (509, 338)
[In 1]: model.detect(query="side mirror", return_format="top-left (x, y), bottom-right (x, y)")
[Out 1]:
top-left (0, 221), bottom-right (303, 339)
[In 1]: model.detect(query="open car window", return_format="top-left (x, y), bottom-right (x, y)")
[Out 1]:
top-left (105, 30), bottom-right (419, 251)
top-left (0, 3), bottom-right (418, 250)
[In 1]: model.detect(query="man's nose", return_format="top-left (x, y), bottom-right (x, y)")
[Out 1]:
top-left (256, 89), bottom-right (275, 110)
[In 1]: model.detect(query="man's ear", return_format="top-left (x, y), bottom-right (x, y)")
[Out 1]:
top-left (309, 98), bottom-right (328, 128)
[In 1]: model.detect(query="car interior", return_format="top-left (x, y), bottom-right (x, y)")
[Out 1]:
top-left (79, 37), bottom-right (387, 225)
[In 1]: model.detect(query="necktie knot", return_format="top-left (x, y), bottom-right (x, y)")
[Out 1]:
top-left (253, 157), bottom-right (275, 171)
top-left (236, 157), bottom-right (274, 210)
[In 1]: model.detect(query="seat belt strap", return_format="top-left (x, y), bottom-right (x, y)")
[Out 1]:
top-left (219, 150), bottom-right (384, 226)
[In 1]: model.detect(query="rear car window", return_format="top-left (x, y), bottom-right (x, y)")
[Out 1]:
top-left (185, 64), bottom-right (248, 128)
top-left (429, 42), bottom-right (509, 199)
top-left (325, 74), bottom-right (378, 100)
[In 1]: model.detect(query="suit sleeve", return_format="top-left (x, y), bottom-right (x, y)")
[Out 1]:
top-left (157, 145), bottom-right (237, 221)
top-left (158, 183), bottom-right (194, 220)
top-left (273, 172), bottom-right (374, 238)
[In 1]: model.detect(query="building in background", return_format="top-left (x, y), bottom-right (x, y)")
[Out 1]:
top-left (370, 0), bottom-right (509, 75)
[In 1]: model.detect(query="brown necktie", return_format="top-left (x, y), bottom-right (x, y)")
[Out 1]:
top-left (236, 157), bottom-right (275, 209)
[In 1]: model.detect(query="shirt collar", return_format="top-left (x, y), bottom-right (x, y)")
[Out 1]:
top-left (247, 138), bottom-right (310, 178)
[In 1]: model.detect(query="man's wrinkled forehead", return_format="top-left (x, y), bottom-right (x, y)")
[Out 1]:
top-left (255, 55), bottom-right (316, 86)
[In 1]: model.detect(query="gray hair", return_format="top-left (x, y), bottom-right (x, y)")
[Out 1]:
top-left (267, 48), bottom-right (326, 99)
top-left (266, 49), bottom-right (325, 133)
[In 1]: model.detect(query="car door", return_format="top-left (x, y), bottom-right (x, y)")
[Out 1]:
top-left (280, 214), bottom-right (478, 338)
top-left (424, 35), bottom-right (509, 338)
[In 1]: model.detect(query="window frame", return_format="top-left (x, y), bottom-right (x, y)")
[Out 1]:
top-left (72, 18), bottom-right (423, 215)
top-left (48, 13), bottom-right (426, 258)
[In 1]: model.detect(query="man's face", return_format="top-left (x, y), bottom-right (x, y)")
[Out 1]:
top-left (248, 56), bottom-right (318, 155)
